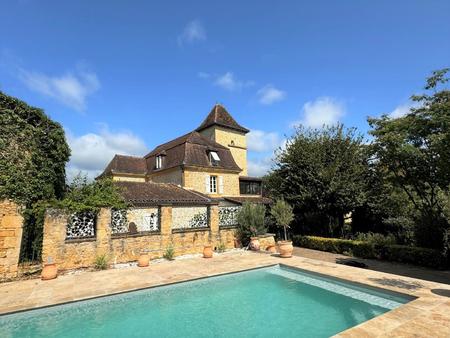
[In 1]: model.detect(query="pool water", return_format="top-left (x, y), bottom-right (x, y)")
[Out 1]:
top-left (0, 265), bottom-right (411, 338)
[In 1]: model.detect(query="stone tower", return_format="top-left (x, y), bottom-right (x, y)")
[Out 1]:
top-left (196, 104), bottom-right (249, 176)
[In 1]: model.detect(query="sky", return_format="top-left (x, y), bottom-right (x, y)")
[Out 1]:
top-left (1, 1), bottom-right (449, 179)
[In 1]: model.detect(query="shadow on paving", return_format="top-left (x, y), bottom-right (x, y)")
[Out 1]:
top-left (292, 247), bottom-right (450, 285)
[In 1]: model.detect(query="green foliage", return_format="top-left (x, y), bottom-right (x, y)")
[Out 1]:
top-left (293, 235), bottom-right (447, 269)
top-left (354, 232), bottom-right (396, 247)
top-left (265, 124), bottom-right (367, 237)
top-left (94, 254), bottom-right (109, 270)
top-left (236, 203), bottom-right (267, 245)
top-left (163, 245), bottom-right (175, 260)
top-left (216, 242), bottom-right (226, 253)
top-left (54, 174), bottom-right (128, 213)
top-left (270, 199), bottom-right (294, 240)
top-left (0, 91), bottom-right (70, 205)
top-left (368, 69), bottom-right (450, 250)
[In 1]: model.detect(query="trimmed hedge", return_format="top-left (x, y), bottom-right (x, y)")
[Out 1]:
top-left (293, 235), bottom-right (446, 269)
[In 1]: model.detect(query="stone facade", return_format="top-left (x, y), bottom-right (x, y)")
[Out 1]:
top-left (150, 167), bottom-right (183, 185)
top-left (199, 125), bottom-right (248, 176)
top-left (126, 207), bottom-right (159, 232)
top-left (183, 167), bottom-right (240, 197)
top-left (172, 206), bottom-right (208, 229)
top-left (0, 200), bottom-right (24, 280)
top-left (42, 205), bottom-right (237, 270)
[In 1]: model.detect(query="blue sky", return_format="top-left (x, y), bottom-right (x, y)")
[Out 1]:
top-left (1, 1), bottom-right (449, 179)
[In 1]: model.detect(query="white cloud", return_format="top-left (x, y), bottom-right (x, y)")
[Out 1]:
top-left (294, 97), bottom-right (345, 128)
top-left (247, 156), bottom-right (274, 177)
top-left (214, 72), bottom-right (254, 91)
top-left (178, 20), bottom-right (206, 45)
top-left (247, 129), bottom-right (284, 153)
top-left (257, 85), bottom-right (286, 105)
top-left (18, 67), bottom-right (100, 111)
top-left (388, 102), bottom-right (414, 118)
top-left (66, 126), bottom-right (147, 181)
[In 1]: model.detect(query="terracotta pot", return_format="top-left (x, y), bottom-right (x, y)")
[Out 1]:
top-left (203, 245), bottom-right (213, 258)
top-left (234, 238), bottom-right (242, 248)
top-left (278, 240), bottom-right (293, 258)
top-left (249, 237), bottom-right (260, 251)
top-left (266, 244), bottom-right (277, 253)
top-left (41, 263), bottom-right (57, 280)
top-left (138, 253), bottom-right (150, 267)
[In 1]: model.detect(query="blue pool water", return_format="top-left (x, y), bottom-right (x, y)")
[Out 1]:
top-left (0, 265), bottom-right (411, 338)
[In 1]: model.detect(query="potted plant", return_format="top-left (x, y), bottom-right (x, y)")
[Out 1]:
top-left (270, 199), bottom-right (294, 258)
top-left (41, 257), bottom-right (58, 280)
top-left (138, 250), bottom-right (150, 267)
top-left (203, 244), bottom-right (213, 258)
top-left (236, 203), bottom-right (267, 251)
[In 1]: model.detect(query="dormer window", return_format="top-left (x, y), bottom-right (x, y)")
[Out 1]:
top-left (209, 151), bottom-right (220, 166)
top-left (156, 155), bottom-right (163, 169)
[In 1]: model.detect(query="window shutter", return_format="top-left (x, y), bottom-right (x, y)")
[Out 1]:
top-left (218, 176), bottom-right (224, 194)
top-left (205, 175), bottom-right (210, 193)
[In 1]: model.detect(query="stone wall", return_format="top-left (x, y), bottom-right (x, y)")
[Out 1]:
top-left (149, 167), bottom-right (183, 185)
top-left (0, 200), bottom-right (24, 279)
top-left (42, 204), bottom-right (237, 270)
top-left (183, 167), bottom-right (240, 197)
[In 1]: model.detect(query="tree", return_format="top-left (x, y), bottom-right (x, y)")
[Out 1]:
top-left (266, 124), bottom-right (368, 237)
top-left (270, 199), bottom-right (294, 241)
top-left (236, 203), bottom-right (267, 245)
top-left (368, 69), bottom-right (450, 250)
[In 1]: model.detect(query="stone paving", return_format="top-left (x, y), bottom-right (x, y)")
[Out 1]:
top-left (0, 250), bottom-right (449, 337)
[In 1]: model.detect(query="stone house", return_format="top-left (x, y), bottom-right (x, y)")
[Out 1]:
top-left (99, 103), bottom-right (270, 214)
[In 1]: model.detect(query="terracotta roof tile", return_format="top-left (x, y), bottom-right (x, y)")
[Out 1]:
top-left (196, 104), bottom-right (249, 133)
top-left (223, 196), bottom-right (272, 205)
top-left (99, 155), bottom-right (147, 177)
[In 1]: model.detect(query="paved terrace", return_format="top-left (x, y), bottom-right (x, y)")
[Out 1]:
top-left (0, 251), bottom-right (449, 337)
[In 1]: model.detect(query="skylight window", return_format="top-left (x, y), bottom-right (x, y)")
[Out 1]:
top-left (209, 151), bottom-right (220, 166)
top-left (156, 155), bottom-right (163, 169)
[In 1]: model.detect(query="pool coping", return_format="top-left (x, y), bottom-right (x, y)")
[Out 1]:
top-left (0, 251), bottom-right (449, 337)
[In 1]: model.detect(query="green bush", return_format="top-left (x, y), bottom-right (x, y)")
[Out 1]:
top-left (163, 245), bottom-right (175, 260)
top-left (94, 254), bottom-right (109, 270)
top-left (236, 203), bottom-right (267, 245)
top-left (216, 242), bottom-right (226, 253)
top-left (354, 232), bottom-right (396, 247)
top-left (293, 235), bottom-right (447, 269)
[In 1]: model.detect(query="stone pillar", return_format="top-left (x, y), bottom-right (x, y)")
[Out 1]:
top-left (0, 200), bottom-right (24, 279)
top-left (209, 205), bottom-right (220, 247)
top-left (160, 206), bottom-right (172, 249)
top-left (96, 208), bottom-right (111, 256)
top-left (42, 209), bottom-right (68, 266)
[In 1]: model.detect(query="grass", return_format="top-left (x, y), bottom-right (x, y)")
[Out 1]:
top-left (163, 245), bottom-right (175, 260)
top-left (94, 254), bottom-right (109, 270)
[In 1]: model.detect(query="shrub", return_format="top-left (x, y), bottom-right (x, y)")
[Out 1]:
top-left (236, 203), bottom-right (267, 245)
top-left (293, 235), bottom-right (447, 269)
top-left (163, 245), bottom-right (175, 260)
top-left (354, 232), bottom-right (396, 247)
top-left (94, 254), bottom-right (109, 270)
top-left (216, 242), bottom-right (226, 253)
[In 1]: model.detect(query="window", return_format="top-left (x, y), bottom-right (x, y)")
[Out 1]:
top-left (209, 151), bottom-right (220, 166)
top-left (240, 180), bottom-right (262, 195)
top-left (156, 155), bottom-right (163, 169)
top-left (209, 175), bottom-right (217, 193)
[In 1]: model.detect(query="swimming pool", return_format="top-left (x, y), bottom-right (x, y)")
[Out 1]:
top-left (0, 265), bottom-right (412, 338)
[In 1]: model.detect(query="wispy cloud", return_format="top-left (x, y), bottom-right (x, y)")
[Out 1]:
top-left (293, 97), bottom-right (346, 128)
top-left (257, 84), bottom-right (286, 105)
top-left (18, 67), bottom-right (100, 111)
top-left (247, 129), bottom-right (284, 153)
top-left (247, 156), bottom-right (274, 177)
top-left (66, 125), bottom-right (147, 181)
top-left (178, 20), bottom-right (206, 46)
top-left (213, 72), bottom-right (254, 91)
top-left (388, 102), bottom-right (415, 118)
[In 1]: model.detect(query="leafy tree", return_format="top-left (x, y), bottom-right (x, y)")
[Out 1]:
top-left (0, 92), bottom-right (70, 261)
top-left (266, 124), bottom-right (368, 237)
top-left (236, 203), bottom-right (267, 245)
top-left (368, 69), bottom-right (450, 250)
top-left (270, 199), bottom-right (294, 241)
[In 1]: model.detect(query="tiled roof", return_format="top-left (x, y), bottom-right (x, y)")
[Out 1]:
top-left (144, 131), bottom-right (241, 174)
top-left (115, 181), bottom-right (217, 206)
top-left (223, 196), bottom-right (272, 205)
top-left (99, 155), bottom-right (147, 178)
top-left (196, 104), bottom-right (249, 134)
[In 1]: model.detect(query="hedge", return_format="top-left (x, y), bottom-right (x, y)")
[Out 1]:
top-left (293, 235), bottom-right (447, 269)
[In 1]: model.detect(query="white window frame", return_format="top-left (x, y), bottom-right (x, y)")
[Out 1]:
top-left (209, 175), bottom-right (217, 193)
top-left (156, 156), bottom-right (162, 169)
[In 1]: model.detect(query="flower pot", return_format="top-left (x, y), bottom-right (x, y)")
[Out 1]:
top-left (249, 237), bottom-right (260, 251)
top-left (266, 244), bottom-right (277, 254)
top-left (277, 240), bottom-right (293, 258)
top-left (41, 263), bottom-right (57, 280)
top-left (203, 245), bottom-right (213, 258)
top-left (138, 253), bottom-right (150, 267)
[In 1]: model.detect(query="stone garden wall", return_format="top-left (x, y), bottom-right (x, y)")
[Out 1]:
top-left (42, 205), bottom-right (238, 270)
top-left (0, 200), bottom-right (24, 279)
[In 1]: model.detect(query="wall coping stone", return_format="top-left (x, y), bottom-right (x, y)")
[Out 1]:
top-left (172, 227), bottom-right (210, 234)
top-left (111, 231), bottom-right (161, 239)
